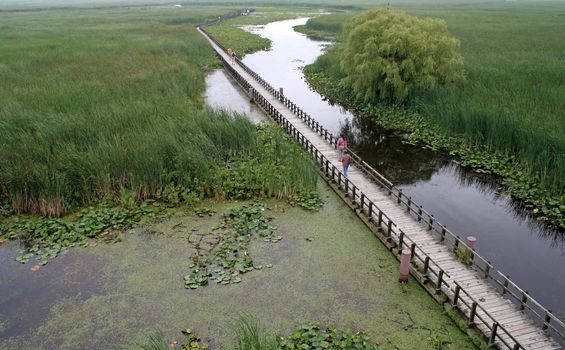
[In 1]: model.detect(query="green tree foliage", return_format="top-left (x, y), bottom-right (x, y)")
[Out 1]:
top-left (341, 8), bottom-right (465, 104)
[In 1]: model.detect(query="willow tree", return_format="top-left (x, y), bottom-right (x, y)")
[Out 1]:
top-left (341, 8), bottom-right (465, 104)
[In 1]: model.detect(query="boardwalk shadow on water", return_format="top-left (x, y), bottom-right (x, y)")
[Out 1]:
top-left (0, 184), bottom-right (478, 350)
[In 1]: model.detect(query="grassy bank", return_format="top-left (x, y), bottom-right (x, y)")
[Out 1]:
top-left (299, 3), bottom-right (565, 229)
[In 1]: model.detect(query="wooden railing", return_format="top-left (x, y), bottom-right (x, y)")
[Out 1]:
top-left (198, 23), bottom-right (564, 348)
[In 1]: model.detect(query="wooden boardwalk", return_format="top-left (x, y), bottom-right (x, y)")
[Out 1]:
top-left (198, 26), bottom-right (563, 350)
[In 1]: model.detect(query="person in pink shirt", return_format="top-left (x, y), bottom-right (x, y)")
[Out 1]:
top-left (337, 134), bottom-right (347, 157)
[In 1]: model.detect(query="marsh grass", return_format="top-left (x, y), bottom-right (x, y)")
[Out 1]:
top-left (302, 3), bottom-right (565, 194)
top-left (0, 5), bottom-right (321, 217)
top-left (294, 13), bottom-right (350, 39)
top-left (411, 2), bottom-right (565, 193)
top-left (233, 315), bottom-right (277, 350)
top-left (119, 330), bottom-right (171, 350)
top-left (206, 21), bottom-right (272, 56)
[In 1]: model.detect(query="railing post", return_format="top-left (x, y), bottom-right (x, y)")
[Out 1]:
top-left (398, 231), bottom-right (404, 251)
top-left (452, 285), bottom-right (461, 306)
top-left (520, 291), bottom-right (529, 311)
top-left (542, 310), bottom-right (552, 331)
top-left (406, 196), bottom-right (412, 211)
top-left (484, 261), bottom-right (491, 279)
top-left (428, 215), bottom-right (434, 230)
top-left (387, 220), bottom-right (392, 238)
top-left (369, 202), bottom-right (374, 220)
top-left (440, 226), bottom-right (446, 242)
top-left (488, 322), bottom-right (498, 346)
top-left (423, 256), bottom-right (430, 274)
top-left (397, 189), bottom-right (402, 204)
top-left (469, 302), bottom-right (477, 328)
top-left (410, 243), bottom-right (416, 260)
top-left (435, 270), bottom-right (444, 294)
top-left (501, 275), bottom-right (510, 295)
top-left (378, 211), bottom-right (383, 226)
top-left (418, 205), bottom-right (423, 222)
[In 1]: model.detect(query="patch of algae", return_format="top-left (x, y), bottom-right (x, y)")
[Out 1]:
top-left (0, 184), bottom-right (477, 350)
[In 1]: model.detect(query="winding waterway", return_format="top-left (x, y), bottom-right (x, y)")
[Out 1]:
top-left (204, 18), bottom-right (565, 319)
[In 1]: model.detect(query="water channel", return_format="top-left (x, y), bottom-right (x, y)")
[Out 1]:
top-left (204, 18), bottom-right (565, 319)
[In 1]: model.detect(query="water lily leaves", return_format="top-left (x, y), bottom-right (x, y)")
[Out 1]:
top-left (184, 203), bottom-right (281, 290)
top-left (15, 253), bottom-right (33, 264)
top-left (6, 202), bottom-right (159, 265)
top-left (278, 322), bottom-right (376, 350)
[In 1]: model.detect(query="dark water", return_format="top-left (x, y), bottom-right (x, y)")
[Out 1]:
top-left (0, 242), bottom-right (104, 340)
top-left (206, 18), bottom-right (564, 319)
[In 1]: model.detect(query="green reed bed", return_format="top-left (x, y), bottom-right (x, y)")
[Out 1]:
top-left (206, 21), bottom-right (272, 56)
top-left (0, 5), bottom-right (320, 218)
top-left (294, 12), bottom-right (351, 39)
top-left (410, 2), bottom-right (565, 194)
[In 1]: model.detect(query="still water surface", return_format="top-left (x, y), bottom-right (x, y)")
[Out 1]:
top-left (205, 17), bottom-right (564, 319)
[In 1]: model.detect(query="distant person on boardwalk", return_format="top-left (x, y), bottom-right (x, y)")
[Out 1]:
top-left (341, 150), bottom-right (351, 177)
top-left (227, 47), bottom-right (233, 62)
top-left (337, 134), bottom-right (347, 157)
top-left (231, 50), bottom-right (236, 64)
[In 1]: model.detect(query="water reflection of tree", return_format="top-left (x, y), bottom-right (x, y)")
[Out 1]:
top-left (340, 114), bottom-right (564, 247)
top-left (340, 115), bottom-right (448, 186)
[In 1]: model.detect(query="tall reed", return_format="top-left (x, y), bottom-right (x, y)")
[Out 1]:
top-left (0, 6), bottom-right (319, 216)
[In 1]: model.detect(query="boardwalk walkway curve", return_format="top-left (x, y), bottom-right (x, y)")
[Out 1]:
top-left (197, 21), bottom-right (563, 350)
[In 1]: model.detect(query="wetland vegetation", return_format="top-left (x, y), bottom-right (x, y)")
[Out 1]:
top-left (0, 5), bottom-right (320, 218)
top-left (297, 2), bottom-right (565, 229)
top-left (0, 2), bottom-right (481, 349)
top-left (3, 0), bottom-right (559, 348)
top-left (0, 186), bottom-right (481, 349)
